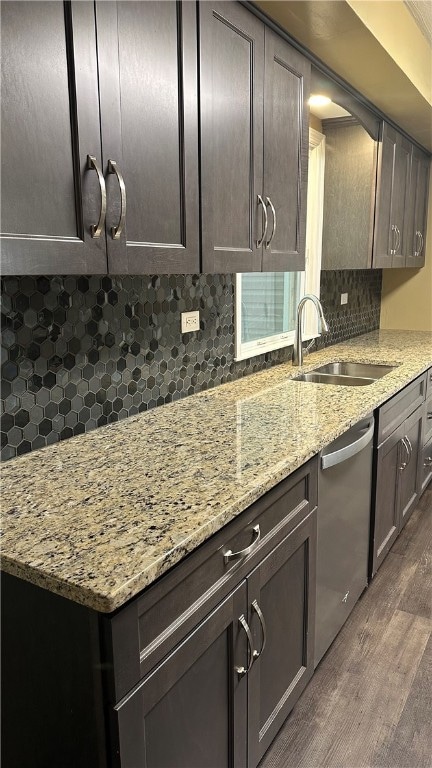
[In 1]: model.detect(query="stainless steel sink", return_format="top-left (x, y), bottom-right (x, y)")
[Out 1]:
top-left (310, 362), bottom-right (396, 379)
top-left (294, 372), bottom-right (377, 386)
top-left (293, 361), bottom-right (398, 387)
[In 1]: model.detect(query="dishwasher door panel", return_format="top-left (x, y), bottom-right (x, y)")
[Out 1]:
top-left (315, 420), bottom-right (373, 667)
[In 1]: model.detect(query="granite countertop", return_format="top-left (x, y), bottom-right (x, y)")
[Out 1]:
top-left (1, 330), bottom-right (431, 613)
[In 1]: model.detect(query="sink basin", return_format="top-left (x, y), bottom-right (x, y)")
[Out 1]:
top-left (294, 372), bottom-right (378, 386)
top-left (293, 362), bottom-right (398, 387)
top-left (310, 362), bottom-right (397, 379)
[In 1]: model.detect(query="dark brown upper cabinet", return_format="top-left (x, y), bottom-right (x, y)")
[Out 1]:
top-left (403, 145), bottom-right (430, 268)
top-left (1, 0), bottom-right (200, 276)
top-left (95, 1), bottom-right (200, 274)
top-left (0, 1), bottom-right (108, 275)
top-left (199, 2), bottom-right (310, 273)
top-left (373, 123), bottom-right (411, 268)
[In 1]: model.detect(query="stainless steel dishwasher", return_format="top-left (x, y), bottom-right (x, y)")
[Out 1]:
top-left (315, 415), bottom-right (374, 668)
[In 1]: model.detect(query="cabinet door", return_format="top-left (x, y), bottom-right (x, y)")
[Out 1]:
top-left (96, 1), bottom-right (199, 274)
top-left (390, 134), bottom-right (411, 267)
top-left (247, 509), bottom-right (316, 767)
top-left (408, 147), bottom-right (430, 268)
top-left (372, 424), bottom-right (403, 576)
top-left (0, 1), bottom-right (108, 275)
top-left (398, 406), bottom-right (423, 529)
top-left (200, 1), bottom-right (264, 273)
top-left (373, 122), bottom-right (397, 268)
top-left (262, 30), bottom-right (310, 272)
top-left (115, 584), bottom-right (248, 768)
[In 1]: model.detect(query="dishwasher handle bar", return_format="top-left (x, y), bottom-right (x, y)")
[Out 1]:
top-left (321, 419), bottom-right (374, 470)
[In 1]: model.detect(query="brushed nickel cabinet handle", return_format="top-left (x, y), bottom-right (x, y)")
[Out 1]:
top-left (395, 225), bottom-right (401, 254)
top-left (251, 599), bottom-right (267, 659)
top-left (265, 196), bottom-right (277, 249)
top-left (86, 155), bottom-right (106, 238)
top-left (427, 412), bottom-right (432, 420)
top-left (405, 435), bottom-right (413, 463)
top-left (235, 615), bottom-right (255, 678)
top-left (257, 195), bottom-right (268, 248)
top-left (390, 224), bottom-right (397, 255)
top-left (400, 437), bottom-right (409, 470)
top-left (419, 231), bottom-right (424, 256)
top-left (224, 524), bottom-right (261, 564)
top-left (108, 160), bottom-right (126, 240)
top-left (424, 456), bottom-right (432, 468)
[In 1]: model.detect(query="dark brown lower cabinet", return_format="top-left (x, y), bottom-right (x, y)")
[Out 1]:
top-left (115, 509), bottom-right (316, 768)
top-left (1, 459), bottom-right (318, 768)
top-left (115, 583), bottom-right (248, 768)
top-left (247, 514), bottom-right (315, 765)
top-left (371, 404), bottom-right (423, 576)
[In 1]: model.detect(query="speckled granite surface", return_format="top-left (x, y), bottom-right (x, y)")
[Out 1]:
top-left (1, 330), bottom-right (431, 613)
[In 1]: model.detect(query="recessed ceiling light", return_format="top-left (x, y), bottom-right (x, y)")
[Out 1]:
top-left (308, 95), bottom-right (332, 107)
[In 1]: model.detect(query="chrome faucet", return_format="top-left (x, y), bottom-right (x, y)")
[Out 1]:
top-left (292, 294), bottom-right (329, 366)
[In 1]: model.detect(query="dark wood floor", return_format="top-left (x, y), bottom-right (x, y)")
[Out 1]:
top-left (260, 485), bottom-right (432, 768)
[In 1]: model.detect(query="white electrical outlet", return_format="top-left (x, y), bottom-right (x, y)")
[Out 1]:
top-left (181, 310), bottom-right (200, 333)
top-left (341, 293), bottom-right (348, 305)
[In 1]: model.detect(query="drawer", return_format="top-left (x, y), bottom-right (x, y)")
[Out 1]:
top-left (377, 373), bottom-right (426, 445)
top-left (105, 457), bottom-right (318, 702)
top-left (420, 436), bottom-right (432, 494)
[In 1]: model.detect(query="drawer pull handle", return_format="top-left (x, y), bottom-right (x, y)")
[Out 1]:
top-left (427, 412), bottom-right (432, 420)
top-left (224, 524), bottom-right (261, 564)
top-left (86, 154), bottom-right (106, 238)
top-left (252, 600), bottom-right (267, 659)
top-left (424, 457), bottom-right (432, 468)
top-left (235, 615), bottom-right (255, 678)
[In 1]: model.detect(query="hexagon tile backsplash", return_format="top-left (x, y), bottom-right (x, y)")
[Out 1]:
top-left (1, 270), bottom-right (381, 460)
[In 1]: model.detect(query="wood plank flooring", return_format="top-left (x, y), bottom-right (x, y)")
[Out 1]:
top-left (260, 485), bottom-right (432, 768)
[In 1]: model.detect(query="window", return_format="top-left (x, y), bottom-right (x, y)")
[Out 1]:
top-left (234, 129), bottom-right (325, 362)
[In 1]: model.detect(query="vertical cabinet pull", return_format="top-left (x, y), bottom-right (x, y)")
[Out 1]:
top-left (235, 615), bottom-right (255, 678)
top-left (265, 196), bottom-right (277, 249)
top-left (400, 437), bottom-right (410, 471)
top-left (395, 225), bottom-right (401, 254)
top-left (257, 195), bottom-right (268, 248)
top-left (86, 155), bottom-right (106, 238)
top-left (415, 231), bottom-right (424, 257)
top-left (251, 600), bottom-right (267, 659)
top-left (108, 160), bottom-right (126, 240)
top-left (390, 224), bottom-right (396, 255)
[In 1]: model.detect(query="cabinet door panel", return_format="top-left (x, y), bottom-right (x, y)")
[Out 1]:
top-left (391, 134), bottom-right (411, 267)
top-left (247, 510), bottom-right (316, 767)
top-left (372, 425), bottom-right (403, 576)
top-left (1, 1), bottom-right (108, 274)
top-left (97, 0), bottom-right (199, 273)
top-left (399, 407), bottom-right (422, 529)
top-left (200, 1), bottom-right (264, 272)
top-left (115, 584), bottom-right (247, 768)
top-left (373, 122), bottom-right (396, 268)
top-left (262, 31), bottom-right (310, 272)
top-left (409, 148), bottom-right (430, 268)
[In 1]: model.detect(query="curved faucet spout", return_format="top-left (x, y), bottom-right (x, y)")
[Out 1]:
top-left (292, 294), bottom-right (329, 367)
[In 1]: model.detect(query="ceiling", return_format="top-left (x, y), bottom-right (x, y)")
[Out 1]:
top-left (255, 0), bottom-right (432, 152)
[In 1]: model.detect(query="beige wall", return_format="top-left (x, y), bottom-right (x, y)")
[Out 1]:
top-left (380, 166), bottom-right (432, 331)
top-left (309, 113), bottom-right (323, 133)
